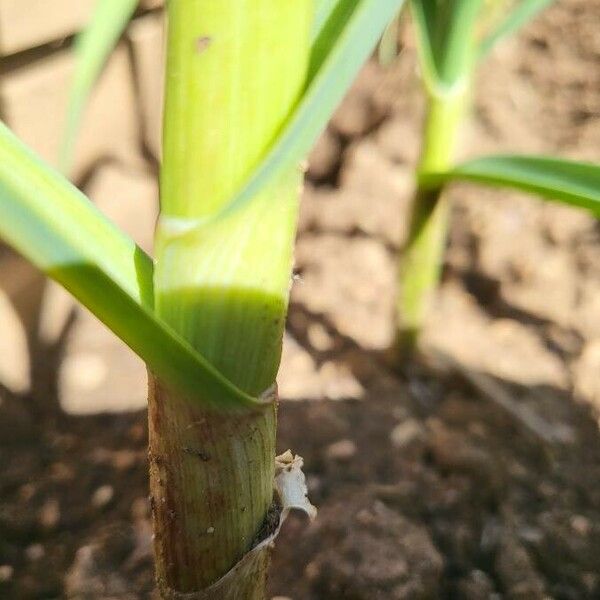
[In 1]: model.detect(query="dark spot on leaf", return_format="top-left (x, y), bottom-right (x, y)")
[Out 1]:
top-left (183, 446), bottom-right (211, 461)
top-left (196, 36), bottom-right (212, 53)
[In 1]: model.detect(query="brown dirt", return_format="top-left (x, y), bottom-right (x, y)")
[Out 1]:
top-left (1, 1), bottom-right (600, 598)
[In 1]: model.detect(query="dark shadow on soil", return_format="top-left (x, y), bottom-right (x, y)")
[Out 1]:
top-left (1, 298), bottom-right (599, 598)
top-left (271, 370), bottom-right (600, 599)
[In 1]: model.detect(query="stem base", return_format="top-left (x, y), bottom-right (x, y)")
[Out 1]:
top-left (148, 376), bottom-right (276, 596)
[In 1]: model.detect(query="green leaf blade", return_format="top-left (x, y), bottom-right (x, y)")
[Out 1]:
top-left (313, 0), bottom-right (340, 40)
top-left (424, 154), bottom-right (600, 216)
top-left (213, 0), bottom-right (406, 222)
top-left (60, 0), bottom-right (138, 174)
top-left (479, 0), bottom-right (555, 60)
top-left (411, 0), bottom-right (484, 91)
top-left (0, 122), bottom-right (258, 410)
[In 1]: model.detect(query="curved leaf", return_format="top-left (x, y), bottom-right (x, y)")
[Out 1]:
top-left (422, 155), bottom-right (600, 215)
top-left (211, 0), bottom-right (406, 223)
top-left (0, 121), bottom-right (260, 410)
top-left (410, 0), bottom-right (484, 92)
top-left (479, 0), bottom-right (555, 60)
top-left (313, 0), bottom-right (339, 40)
top-left (60, 0), bottom-right (138, 174)
top-left (409, 0), bottom-right (438, 89)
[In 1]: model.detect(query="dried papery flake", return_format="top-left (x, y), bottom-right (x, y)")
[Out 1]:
top-left (275, 451), bottom-right (318, 521)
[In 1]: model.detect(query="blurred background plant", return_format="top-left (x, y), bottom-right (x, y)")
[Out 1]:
top-left (394, 0), bottom-right (599, 356)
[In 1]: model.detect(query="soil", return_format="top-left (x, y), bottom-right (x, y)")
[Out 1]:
top-left (1, 1), bottom-right (600, 598)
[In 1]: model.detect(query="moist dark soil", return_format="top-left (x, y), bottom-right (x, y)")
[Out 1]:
top-left (1, 1), bottom-right (600, 598)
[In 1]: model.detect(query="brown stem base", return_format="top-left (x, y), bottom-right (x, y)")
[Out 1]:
top-left (148, 376), bottom-right (277, 598)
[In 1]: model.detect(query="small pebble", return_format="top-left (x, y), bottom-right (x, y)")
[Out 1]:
top-left (206, 527), bottom-right (215, 534)
top-left (304, 560), bottom-right (320, 582)
top-left (38, 498), bottom-right (60, 529)
top-left (307, 323), bottom-right (334, 352)
top-left (25, 544), bottom-right (44, 561)
top-left (571, 515), bottom-right (591, 536)
top-left (325, 439), bottom-right (357, 461)
top-left (131, 497), bottom-right (150, 521)
top-left (457, 569), bottom-right (496, 599)
top-left (128, 423), bottom-right (145, 442)
top-left (389, 419), bottom-right (425, 449)
top-left (518, 525), bottom-right (544, 545)
top-left (111, 450), bottom-right (137, 470)
top-left (0, 565), bottom-right (13, 582)
top-left (50, 462), bottom-right (74, 482)
top-left (92, 485), bottom-right (114, 508)
top-left (19, 483), bottom-right (36, 502)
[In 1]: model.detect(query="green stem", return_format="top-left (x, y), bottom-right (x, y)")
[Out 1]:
top-left (148, 378), bottom-right (276, 596)
top-left (396, 87), bottom-right (467, 354)
top-left (150, 1), bottom-right (312, 596)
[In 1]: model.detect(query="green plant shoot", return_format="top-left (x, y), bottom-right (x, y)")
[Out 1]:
top-left (394, 0), bottom-right (600, 355)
